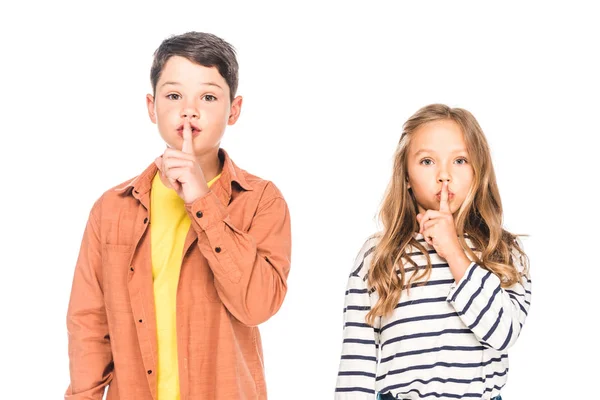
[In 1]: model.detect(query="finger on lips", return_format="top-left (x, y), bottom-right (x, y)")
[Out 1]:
top-left (439, 181), bottom-right (450, 213)
top-left (181, 119), bottom-right (194, 155)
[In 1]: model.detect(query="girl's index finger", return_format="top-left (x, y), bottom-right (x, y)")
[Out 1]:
top-left (182, 119), bottom-right (194, 155)
top-left (439, 181), bottom-right (450, 213)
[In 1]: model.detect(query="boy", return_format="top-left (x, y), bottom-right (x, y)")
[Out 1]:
top-left (65, 32), bottom-right (291, 400)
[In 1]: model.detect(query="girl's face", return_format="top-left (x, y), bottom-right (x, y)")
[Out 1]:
top-left (406, 119), bottom-right (474, 215)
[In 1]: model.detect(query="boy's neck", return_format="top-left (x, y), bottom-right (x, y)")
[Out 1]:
top-left (195, 149), bottom-right (224, 182)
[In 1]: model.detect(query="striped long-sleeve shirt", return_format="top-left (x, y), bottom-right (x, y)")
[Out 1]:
top-left (335, 234), bottom-right (531, 400)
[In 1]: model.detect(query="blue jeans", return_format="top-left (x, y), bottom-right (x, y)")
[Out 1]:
top-left (377, 394), bottom-right (502, 400)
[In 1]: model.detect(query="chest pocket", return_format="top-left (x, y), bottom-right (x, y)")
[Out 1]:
top-left (103, 244), bottom-right (134, 312)
top-left (190, 261), bottom-right (221, 304)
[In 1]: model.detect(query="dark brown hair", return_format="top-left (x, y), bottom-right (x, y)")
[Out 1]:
top-left (150, 32), bottom-right (239, 101)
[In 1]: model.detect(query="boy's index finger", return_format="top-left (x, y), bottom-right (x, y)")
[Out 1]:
top-left (439, 181), bottom-right (450, 213)
top-left (181, 119), bottom-right (194, 155)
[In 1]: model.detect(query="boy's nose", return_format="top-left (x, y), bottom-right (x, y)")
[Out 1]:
top-left (181, 107), bottom-right (199, 119)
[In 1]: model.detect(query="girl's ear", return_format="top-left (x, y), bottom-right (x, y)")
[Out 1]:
top-left (406, 175), bottom-right (411, 189)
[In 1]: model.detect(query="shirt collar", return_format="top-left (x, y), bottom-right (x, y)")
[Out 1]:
top-left (114, 148), bottom-right (253, 201)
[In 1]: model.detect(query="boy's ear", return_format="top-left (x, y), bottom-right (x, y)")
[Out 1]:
top-left (146, 94), bottom-right (157, 124)
top-left (227, 96), bottom-right (243, 125)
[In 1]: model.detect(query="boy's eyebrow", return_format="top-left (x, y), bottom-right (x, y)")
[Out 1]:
top-left (160, 81), bottom-right (224, 90)
top-left (201, 82), bottom-right (224, 89)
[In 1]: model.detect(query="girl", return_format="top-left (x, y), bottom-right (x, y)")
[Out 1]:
top-left (335, 104), bottom-right (531, 400)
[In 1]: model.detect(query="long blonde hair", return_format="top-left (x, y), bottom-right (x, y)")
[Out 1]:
top-left (366, 104), bottom-right (528, 326)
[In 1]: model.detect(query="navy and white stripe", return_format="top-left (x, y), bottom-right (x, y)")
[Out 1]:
top-left (336, 234), bottom-right (531, 400)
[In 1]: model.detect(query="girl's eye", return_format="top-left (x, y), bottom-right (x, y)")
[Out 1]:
top-left (167, 94), bottom-right (181, 100)
top-left (203, 94), bottom-right (217, 101)
top-left (455, 158), bottom-right (468, 165)
top-left (420, 158), bottom-right (434, 166)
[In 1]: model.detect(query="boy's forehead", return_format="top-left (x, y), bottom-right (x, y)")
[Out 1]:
top-left (158, 56), bottom-right (227, 87)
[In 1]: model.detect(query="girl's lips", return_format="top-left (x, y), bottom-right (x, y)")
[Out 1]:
top-left (435, 193), bottom-right (455, 200)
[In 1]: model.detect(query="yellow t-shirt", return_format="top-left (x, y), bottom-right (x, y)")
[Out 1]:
top-left (150, 172), bottom-right (221, 400)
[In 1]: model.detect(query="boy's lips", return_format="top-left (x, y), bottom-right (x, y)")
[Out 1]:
top-left (177, 122), bottom-right (200, 131)
top-left (176, 125), bottom-right (201, 137)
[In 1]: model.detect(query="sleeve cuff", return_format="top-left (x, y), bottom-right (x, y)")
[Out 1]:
top-left (446, 262), bottom-right (478, 303)
top-left (185, 190), bottom-right (229, 231)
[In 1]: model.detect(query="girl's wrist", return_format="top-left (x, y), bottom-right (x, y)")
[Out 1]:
top-left (445, 249), bottom-right (471, 281)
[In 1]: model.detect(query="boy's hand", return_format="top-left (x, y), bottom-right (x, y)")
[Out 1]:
top-left (155, 119), bottom-right (209, 203)
top-left (416, 181), bottom-right (466, 263)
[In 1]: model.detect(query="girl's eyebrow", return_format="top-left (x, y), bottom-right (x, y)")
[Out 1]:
top-left (414, 148), bottom-right (435, 156)
top-left (414, 148), bottom-right (468, 156)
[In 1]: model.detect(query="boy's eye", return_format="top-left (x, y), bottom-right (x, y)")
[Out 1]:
top-left (420, 158), bottom-right (434, 166)
top-left (455, 158), bottom-right (468, 165)
top-left (167, 94), bottom-right (181, 100)
top-left (202, 94), bottom-right (217, 101)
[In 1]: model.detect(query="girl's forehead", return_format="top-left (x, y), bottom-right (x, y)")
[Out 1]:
top-left (410, 120), bottom-right (467, 152)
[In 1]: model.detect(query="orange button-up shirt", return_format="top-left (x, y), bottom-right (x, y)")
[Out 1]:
top-left (65, 149), bottom-right (292, 400)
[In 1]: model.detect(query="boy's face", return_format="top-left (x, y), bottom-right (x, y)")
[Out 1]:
top-left (146, 56), bottom-right (242, 157)
top-left (406, 120), bottom-right (474, 215)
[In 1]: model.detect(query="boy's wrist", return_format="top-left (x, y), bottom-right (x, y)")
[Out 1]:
top-left (184, 185), bottom-right (209, 204)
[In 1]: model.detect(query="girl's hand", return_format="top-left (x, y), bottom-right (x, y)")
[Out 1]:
top-left (416, 181), bottom-right (464, 261)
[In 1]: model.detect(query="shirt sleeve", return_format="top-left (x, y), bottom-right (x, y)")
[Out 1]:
top-left (336, 243), bottom-right (380, 400)
top-left (65, 199), bottom-right (113, 400)
top-left (185, 183), bottom-right (291, 326)
top-left (446, 244), bottom-right (532, 351)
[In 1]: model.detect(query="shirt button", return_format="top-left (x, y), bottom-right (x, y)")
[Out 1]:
top-left (143, 217), bottom-right (148, 224)
top-left (147, 370), bottom-right (152, 374)
top-left (196, 211), bottom-right (203, 218)
top-left (215, 247), bottom-right (221, 253)
top-left (138, 319), bottom-right (143, 323)
top-left (130, 267), bottom-right (134, 271)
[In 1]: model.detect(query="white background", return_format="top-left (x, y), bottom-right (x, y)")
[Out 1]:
top-left (1, 1), bottom-right (598, 398)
